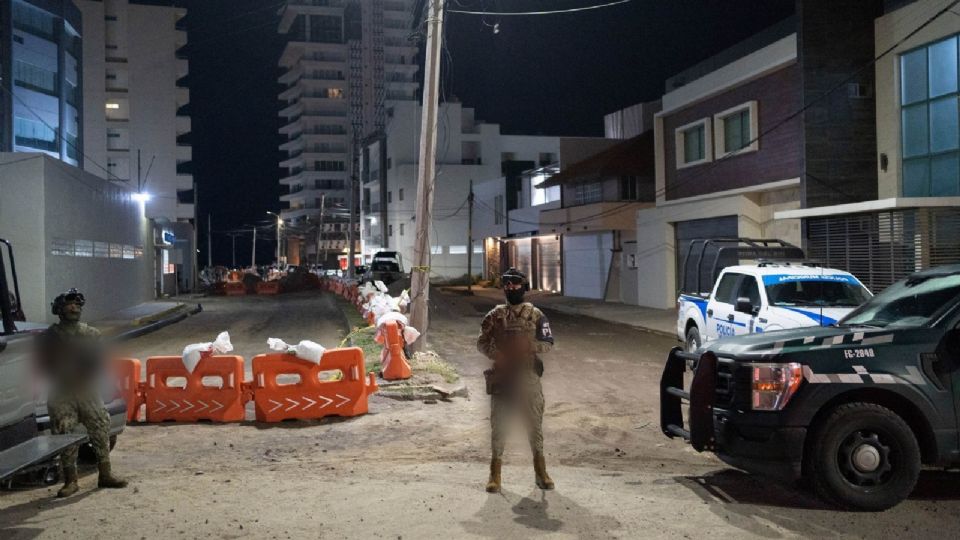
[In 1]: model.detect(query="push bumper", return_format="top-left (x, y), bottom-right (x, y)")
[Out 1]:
top-left (660, 347), bottom-right (806, 480)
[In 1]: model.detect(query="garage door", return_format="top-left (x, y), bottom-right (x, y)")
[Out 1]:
top-left (675, 216), bottom-right (738, 294)
top-left (563, 232), bottom-right (613, 299)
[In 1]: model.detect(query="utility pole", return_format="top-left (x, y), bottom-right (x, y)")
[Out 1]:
top-left (207, 214), bottom-right (212, 269)
top-left (409, 0), bottom-right (445, 350)
top-left (467, 179), bottom-right (474, 294)
top-left (348, 175), bottom-right (358, 277)
top-left (251, 226), bottom-right (257, 270)
top-left (227, 233), bottom-right (240, 267)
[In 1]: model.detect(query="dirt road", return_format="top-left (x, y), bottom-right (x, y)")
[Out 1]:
top-left (2, 290), bottom-right (959, 539)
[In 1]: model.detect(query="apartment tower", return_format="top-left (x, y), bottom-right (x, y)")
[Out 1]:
top-left (277, 0), bottom-right (419, 265)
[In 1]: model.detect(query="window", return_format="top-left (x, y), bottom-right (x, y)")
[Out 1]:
top-left (736, 276), bottom-right (761, 312)
top-left (399, 223), bottom-right (404, 236)
top-left (13, 60), bottom-right (57, 95)
top-left (14, 117), bottom-right (57, 151)
top-left (316, 160), bottom-right (345, 171)
top-left (538, 152), bottom-right (555, 166)
top-left (573, 182), bottom-right (602, 205)
top-left (398, 188), bottom-right (404, 201)
top-left (389, 224), bottom-right (393, 237)
top-left (431, 245), bottom-right (443, 255)
top-left (12, 1), bottom-right (55, 39)
top-left (713, 101), bottom-right (758, 157)
top-left (75, 240), bottom-right (93, 258)
top-left (675, 118), bottom-right (711, 168)
top-left (620, 176), bottom-right (640, 201)
top-left (387, 191), bottom-right (392, 203)
top-left (713, 273), bottom-right (742, 305)
top-left (449, 245), bottom-right (467, 254)
top-left (901, 36), bottom-right (960, 196)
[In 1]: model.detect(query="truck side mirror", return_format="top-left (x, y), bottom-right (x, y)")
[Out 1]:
top-left (735, 297), bottom-right (757, 316)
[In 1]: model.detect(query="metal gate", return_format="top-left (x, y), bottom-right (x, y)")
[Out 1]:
top-left (806, 208), bottom-right (960, 292)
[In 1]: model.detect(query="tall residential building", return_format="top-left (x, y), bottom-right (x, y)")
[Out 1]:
top-left (76, 0), bottom-right (193, 221)
top-left (0, 0), bottom-right (84, 166)
top-left (277, 0), bottom-right (419, 263)
top-left (76, 0), bottom-right (195, 292)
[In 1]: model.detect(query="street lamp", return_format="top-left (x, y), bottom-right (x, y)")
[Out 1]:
top-left (266, 211), bottom-right (282, 266)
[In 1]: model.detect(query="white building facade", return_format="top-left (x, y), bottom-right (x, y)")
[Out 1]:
top-left (277, 0), bottom-right (419, 265)
top-left (362, 101), bottom-right (561, 280)
top-left (77, 0), bottom-right (195, 293)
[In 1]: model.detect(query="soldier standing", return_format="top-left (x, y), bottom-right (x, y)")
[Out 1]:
top-left (36, 289), bottom-right (127, 497)
top-left (477, 268), bottom-right (554, 493)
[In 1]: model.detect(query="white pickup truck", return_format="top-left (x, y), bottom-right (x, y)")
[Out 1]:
top-left (677, 263), bottom-right (872, 352)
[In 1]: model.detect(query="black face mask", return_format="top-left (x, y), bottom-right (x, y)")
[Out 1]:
top-left (505, 289), bottom-right (525, 305)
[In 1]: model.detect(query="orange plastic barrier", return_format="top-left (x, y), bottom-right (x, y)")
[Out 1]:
top-left (378, 319), bottom-right (412, 380)
top-left (144, 355), bottom-right (245, 422)
top-left (256, 281), bottom-right (281, 295)
top-left (251, 348), bottom-right (378, 422)
top-left (366, 311), bottom-right (376, 326)
top-left (114, 358), bottom-right (142, 423)
top-left (224, 281), bottom-right (246, 296)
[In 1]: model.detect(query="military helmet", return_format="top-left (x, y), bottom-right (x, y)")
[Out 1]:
top-left (51, 288), bottom-right (85, 316)
top-left (501, 268), bottom-right (528, 287)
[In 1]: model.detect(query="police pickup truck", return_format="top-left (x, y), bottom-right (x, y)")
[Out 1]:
top-left (661, 265), bottom-right (960, 510)
top-left (676, 239), bottom-right (872, 352)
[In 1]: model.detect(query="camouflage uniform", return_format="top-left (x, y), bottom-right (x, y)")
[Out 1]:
top-left (477, 302), bottom-right (554, 459)
top-left (36, 289), bottom-right (127, 497)
top-left (38, 322), bottom-right (112, 473)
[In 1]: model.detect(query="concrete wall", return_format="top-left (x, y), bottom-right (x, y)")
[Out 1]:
top-left (875, 0), bottom-right (960, 198)
top-left (0, 153), bottom-right (154, 322)
top-left (634, 185), bottom-right (801, 308)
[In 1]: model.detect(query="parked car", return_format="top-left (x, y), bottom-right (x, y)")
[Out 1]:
top-left (662, 264), bottom-right (960, 510)
top-left (676, 239), bottom-right (872, 352)
top-left (362, 251), bottom-right (405, 285)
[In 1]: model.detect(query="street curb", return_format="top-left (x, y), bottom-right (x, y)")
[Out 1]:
top-left (131, 303), bottom-right (189, 326)
top-left (111, 304), bottom-right (203, 342)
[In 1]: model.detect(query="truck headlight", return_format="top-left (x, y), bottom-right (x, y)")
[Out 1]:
top-left (751, 363), bottom-right (802, 411)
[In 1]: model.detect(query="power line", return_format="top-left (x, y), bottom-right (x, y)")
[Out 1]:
top-left (447, 0), bottom-right (635, 16)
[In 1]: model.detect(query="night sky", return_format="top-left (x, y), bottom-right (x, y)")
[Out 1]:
top-left (187, 0), bottom-right (795, 266)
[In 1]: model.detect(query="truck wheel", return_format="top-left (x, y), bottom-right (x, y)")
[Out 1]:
top-left (807, 402), bottom-right (920, 511)
top-left (684, 326), bottom-right (702, 353)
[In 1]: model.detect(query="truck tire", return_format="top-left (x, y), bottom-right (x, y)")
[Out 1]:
top-left (685, 326), bottom-right (702, 353)
top-left (806, 402), bottom-right (920, 511)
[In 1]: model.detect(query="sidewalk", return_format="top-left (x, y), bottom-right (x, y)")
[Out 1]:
top-left (443, 286), bottom-right (677, 339)
top-left (93, 300), bottom-right (195, 336)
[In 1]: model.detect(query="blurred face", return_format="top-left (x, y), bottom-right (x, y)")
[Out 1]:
top-left (61, 300), bottom-right (83, 322)
top-left (503, 279), bottom-right (525, 305)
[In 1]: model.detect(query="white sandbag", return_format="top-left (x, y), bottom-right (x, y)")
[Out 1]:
top-left (294, 340), bottom-right (326, 363)
top-left (266, 337), bottom-right (326, 364)
top-left (402, 325), bottom-right (421, 345)
top-left (181, 331), bottom-right (233, 373)
top-left (375, 280), bottom-right (388, 293)
top-left (376, 310), bottom-right (408, 328)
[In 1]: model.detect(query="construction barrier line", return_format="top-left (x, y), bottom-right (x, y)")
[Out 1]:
top-left (252, 348), bottom-right (378, 422)
top-left (378, 319), bottom-right (412, 381)
top-left (144, 355), bottom-right (246, 423)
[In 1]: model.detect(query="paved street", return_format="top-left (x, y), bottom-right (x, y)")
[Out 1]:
top-left (2, 290), bottom-right (960, 539)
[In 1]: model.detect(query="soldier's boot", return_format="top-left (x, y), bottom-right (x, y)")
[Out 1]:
top-left (485, 458), bottom-right (502, 493)
top-left (97, 461), bottom-right (128, 489)
top-left (57, 467), bottom-right (79, 498)
top-left (533, 453), bottom-right (554, 490)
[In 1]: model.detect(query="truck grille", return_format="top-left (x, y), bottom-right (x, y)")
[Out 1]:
top-left (715, 360), bottom-right (750, 409)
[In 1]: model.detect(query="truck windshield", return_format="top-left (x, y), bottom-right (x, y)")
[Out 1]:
top-left (839, 273), bottom-right (960, 328)
top-left (765, 279), bottom-right (871, 307)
